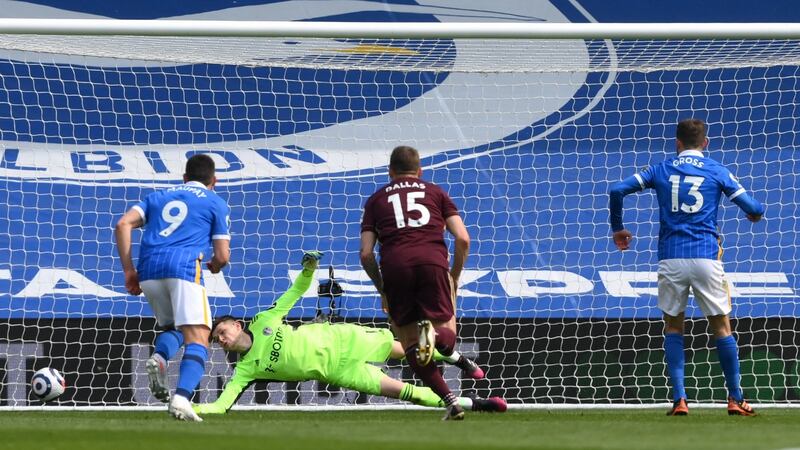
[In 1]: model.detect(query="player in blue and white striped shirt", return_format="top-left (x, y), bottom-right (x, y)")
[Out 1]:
top-left (115, 154), bottom-right (231, 422)
top-left (609, 119), bottom-right (764, 416)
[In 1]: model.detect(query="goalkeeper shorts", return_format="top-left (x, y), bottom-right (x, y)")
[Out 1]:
top-left (657, 259), bottom-right (732, 317)
top-left (140, 278), bottom-right (212, 329)
top-left (325, 324), bottom-right (395, 395)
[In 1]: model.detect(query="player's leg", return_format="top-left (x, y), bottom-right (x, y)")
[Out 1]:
top-left (167, 278), bottom-right (211, 422)
top-left (381, 374), bottom-right (506, 412)
top-left (429, 316), bottom-right (484, 380)
top-left (658, 260), bottom-right (690, 416)
top-left (140, 279), bottom-right (180, 403)
top-left (707, 314), bottom-right (754, 416)
top-left (330, 362), bottom-right (506, 413)
top-left (663, 312), bottom-right (688, 416)
top-left (691, 259), bottom-right (755, 416)
top-left (388, 340), bottom-right (484, 380)
top-left (384, 265), bottom-right (464, 420)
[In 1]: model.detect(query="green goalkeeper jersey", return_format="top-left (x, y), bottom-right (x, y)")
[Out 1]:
top-left (197, 270), bottom-right (337, 414)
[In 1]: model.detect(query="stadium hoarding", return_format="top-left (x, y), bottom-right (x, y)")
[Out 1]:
top-left (1, 317), bottom-right (798, 406)
top-left (0, 0), bottom-right (799, 407)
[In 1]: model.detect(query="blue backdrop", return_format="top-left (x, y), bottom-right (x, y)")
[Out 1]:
top-left (0, 0), bottom-right (797, 320)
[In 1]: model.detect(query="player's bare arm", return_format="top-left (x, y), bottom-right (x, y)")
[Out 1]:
top-left (359, 230), bottom-right (383, 294)
top-left (207, 238), bottom-right (230, 273)
top-left (114, 208), bottom-right (145, 295)
top-left (445, 214), bottom-right (470, 286)
top-left (612, 229), bottom-right (633, 251)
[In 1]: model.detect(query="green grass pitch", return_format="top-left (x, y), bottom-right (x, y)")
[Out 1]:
top-left (2, 409), bottom-right (800, 450)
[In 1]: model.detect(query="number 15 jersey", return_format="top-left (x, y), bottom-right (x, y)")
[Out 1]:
top-left (361, 176), bottom-right (459, 270)
top-left (629, 149), bottom-right (749, 260)
top-left (132, 181), bottom-right (231, 283)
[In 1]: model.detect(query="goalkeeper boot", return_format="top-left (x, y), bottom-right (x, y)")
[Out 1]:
top-left (666, 398), bottom-right (689, 416)
top-left (169, 394), bottom-right (203, 422)
top-left (442, 403), bottom-right (465, 421)
top-left (454, 355), bottom-right (485, 380)
top-left (471, 396), bottom-right (508, 413)
top-left (727, 397), bottom-right (756, 416)
top-left (416, 320), bottom-right (435, 366)
top-left (146, 354), bottom-right (170, 403)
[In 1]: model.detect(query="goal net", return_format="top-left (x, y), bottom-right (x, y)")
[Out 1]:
top-left (0, 22), bottom-right (798, 408)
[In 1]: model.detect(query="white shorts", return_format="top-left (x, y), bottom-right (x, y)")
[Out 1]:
top-left (657, 259), bottom-right (731, 317)
top-left (140, 278), bottom-right (212, 329)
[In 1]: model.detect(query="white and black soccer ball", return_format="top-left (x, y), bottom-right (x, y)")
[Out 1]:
top-left (31, 367), bottom-right (66, 402)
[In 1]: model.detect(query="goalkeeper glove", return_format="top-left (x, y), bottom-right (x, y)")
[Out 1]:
top-left (301, 251), bottom-right (324, 270)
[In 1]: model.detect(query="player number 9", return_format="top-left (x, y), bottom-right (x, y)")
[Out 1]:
top-left (159, 200), bottom-right (188, 237)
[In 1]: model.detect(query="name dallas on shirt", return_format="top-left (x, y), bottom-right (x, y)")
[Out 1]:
top-left (385, 180), bottom-right (426, 192)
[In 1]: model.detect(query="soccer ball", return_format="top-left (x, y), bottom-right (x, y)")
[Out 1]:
top-left (31, 367), bottom-right (66, 402)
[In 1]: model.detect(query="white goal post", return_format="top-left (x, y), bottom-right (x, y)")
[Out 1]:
top-left (0, 20), bottom-right (798, 409)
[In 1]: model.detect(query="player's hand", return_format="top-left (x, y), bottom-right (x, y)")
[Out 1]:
top-left (380, 291), bottom-right (389, 314)
top-left (612, 229), bottom-right (633, 251)
top-left (124, 269), bottom-right (142, 296)
top-left (206, 260), bottom-right (222, 274)
top-left (301, 251), bottom-right (324, 271)
top-left (747, 213), bottom-right (762, 223)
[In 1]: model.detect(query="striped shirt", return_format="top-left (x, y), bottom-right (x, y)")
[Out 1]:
top-left (133, 181), bottom-right (230, 283)
top-left (609, 150), bottom-right (764, 260)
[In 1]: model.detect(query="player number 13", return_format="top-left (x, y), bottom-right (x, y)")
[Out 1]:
top-left (387, 192), bottom-right (431, 228)
top-left (668, 175), bottom-right (705, 213)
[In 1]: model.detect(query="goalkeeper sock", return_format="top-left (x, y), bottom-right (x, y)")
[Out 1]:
top-left (664, 333), bottom-right (686, 402)
top-left (715, 335), bottom-right (744, 402)
top-left (154, 329), bottom-right (184, 361)
top-left (175, 343), bottom-right (208, 399)
top-left (405, 345), bottom-right (455, 405)
top-left (399, 383), bottom-right (443, 407)
top-left (434, 327), bottom-right (456, 356)
top-left (433, 349), bottom-right (461, 364)
top-left (398, 383), bottom-right (474, 410)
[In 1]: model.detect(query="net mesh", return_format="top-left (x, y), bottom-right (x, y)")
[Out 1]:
top-left (0, 33), bottom-right (797, 407)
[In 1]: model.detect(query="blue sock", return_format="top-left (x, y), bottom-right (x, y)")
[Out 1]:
top-left (664, 333), bottom-right (686, 402)
top-left (153, 330), bottom-right (184, 361)
top-left (715, 335), bottom-right (743, 402)
top-left (175, 343), bottom-right (208, 400)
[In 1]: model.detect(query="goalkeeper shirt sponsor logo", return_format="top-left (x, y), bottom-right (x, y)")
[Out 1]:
top-left (264, 328), bottom-right (284, 374)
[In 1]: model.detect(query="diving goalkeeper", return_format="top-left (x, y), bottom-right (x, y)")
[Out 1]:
top-left (193, 251), bottom-right (506, 415)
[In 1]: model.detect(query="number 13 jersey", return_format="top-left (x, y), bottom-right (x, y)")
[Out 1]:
top-left (634, 149), bottom-right (746, 260)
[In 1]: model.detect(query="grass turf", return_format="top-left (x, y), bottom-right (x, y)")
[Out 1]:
top-left (1, 409), bottom-right (799, 450)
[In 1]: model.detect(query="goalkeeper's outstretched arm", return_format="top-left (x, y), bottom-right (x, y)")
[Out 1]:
top-left (255, 251), bottom-right (323, 323)
top-left (193, 372), bottom-right (253, 414)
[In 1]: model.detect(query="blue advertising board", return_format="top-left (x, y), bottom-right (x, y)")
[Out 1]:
top-left (0, 0), bottom-right (797, 320)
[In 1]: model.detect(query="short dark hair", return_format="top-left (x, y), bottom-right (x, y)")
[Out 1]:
top-left (210, 315), bottom-right (242, 343)
top-left (184, 153), bottom-right (216, 185)
top-left (389, 146), bottom-right (420, 174)
top-left (676, 119), bottom-right (707, 149)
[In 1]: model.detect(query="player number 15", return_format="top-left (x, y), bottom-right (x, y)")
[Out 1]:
top-left (387, 192), bottom-right (431, 228)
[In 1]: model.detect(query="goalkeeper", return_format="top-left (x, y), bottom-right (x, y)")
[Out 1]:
top-left (194, 251), bottom-right (506, 415)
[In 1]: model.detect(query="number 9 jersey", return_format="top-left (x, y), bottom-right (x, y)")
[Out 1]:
top-left (619, 149), bottom-right (763, 260)
top-left (132, 181), bottom-right (231, 284)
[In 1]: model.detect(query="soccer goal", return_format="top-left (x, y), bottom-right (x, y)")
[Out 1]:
top-left (0, 19), bottom-right (798, 409)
